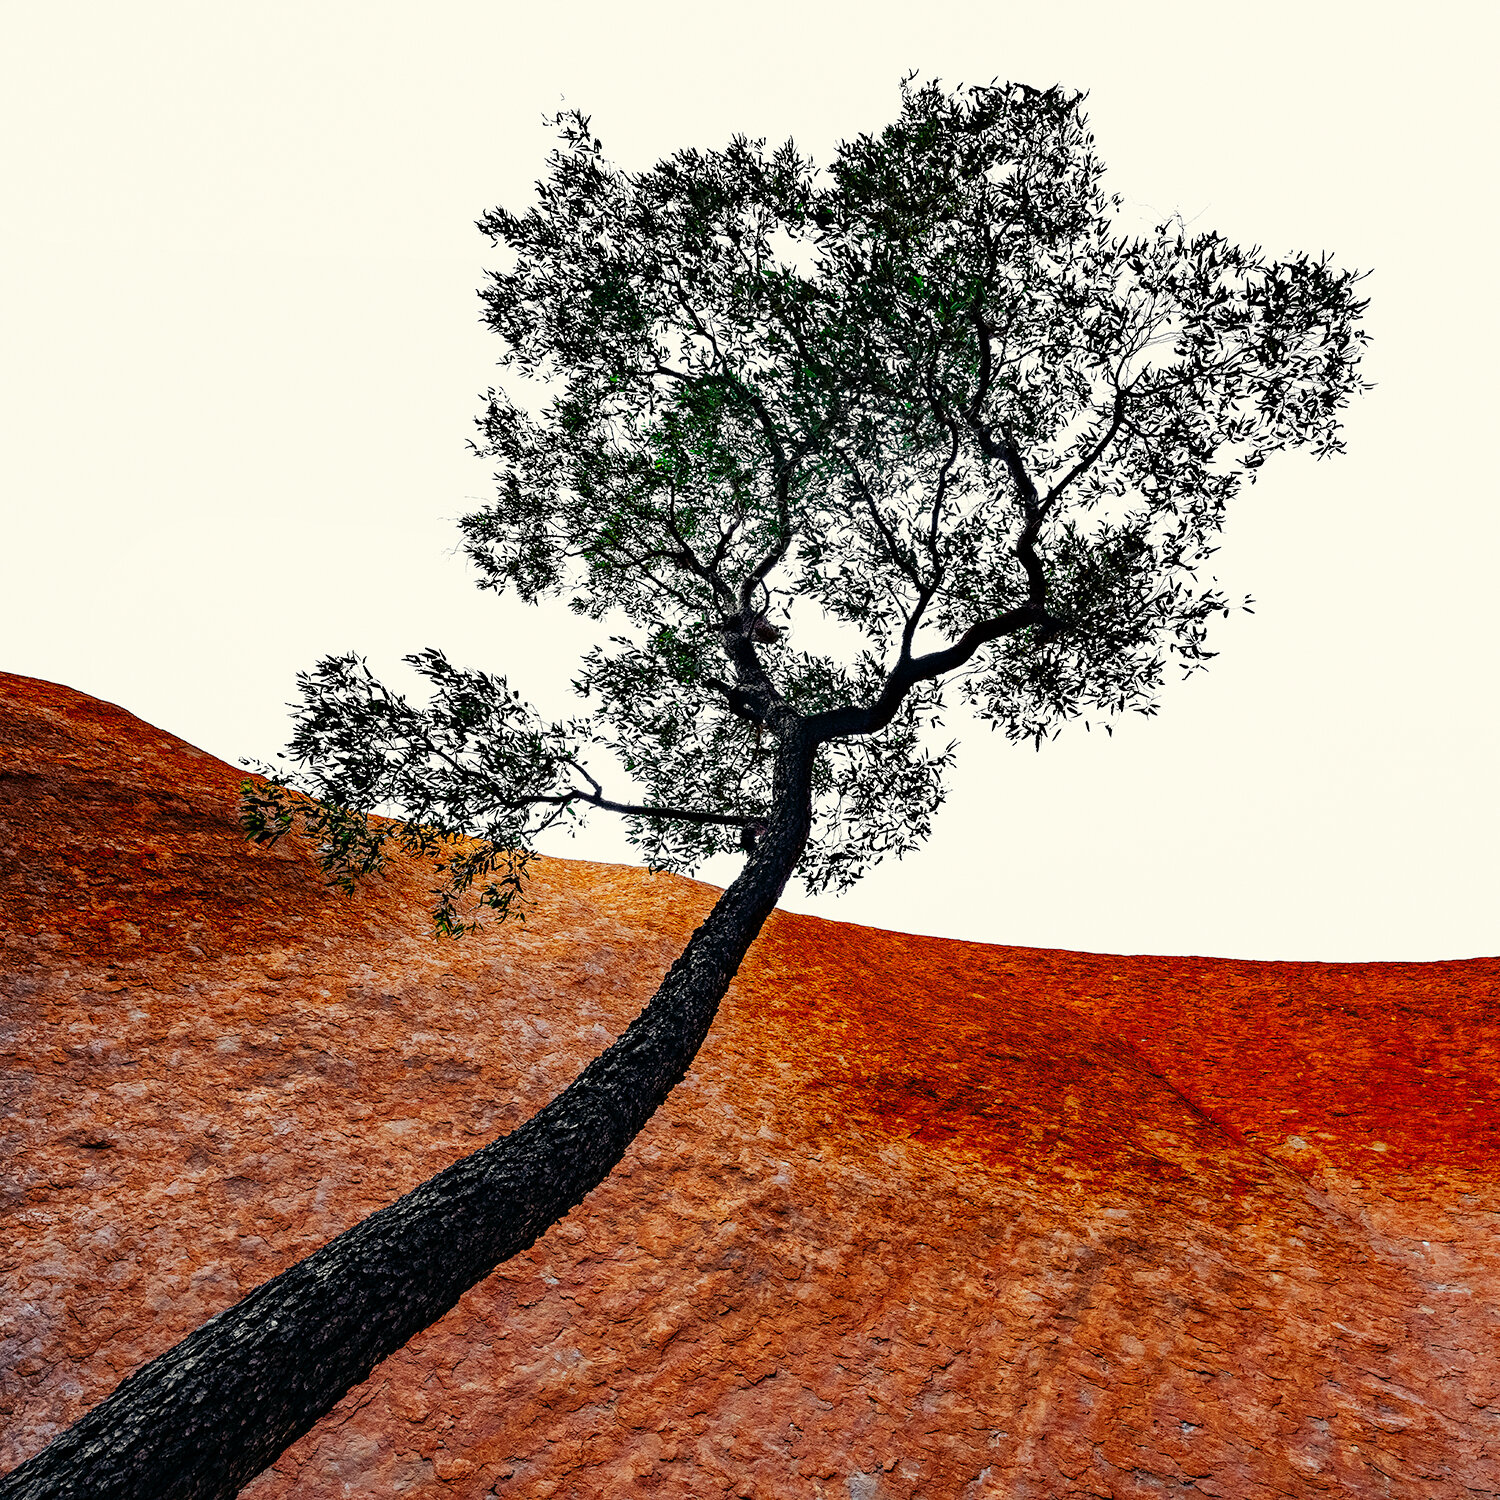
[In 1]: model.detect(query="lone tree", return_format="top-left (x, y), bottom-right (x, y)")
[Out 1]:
top-left (3, 77), bottom-right (1366, 1499)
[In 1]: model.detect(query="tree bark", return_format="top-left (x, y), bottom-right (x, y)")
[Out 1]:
top-left (1, 732), bottom-right (817, 1500)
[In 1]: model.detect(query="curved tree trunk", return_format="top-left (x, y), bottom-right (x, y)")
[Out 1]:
top-left (1, 734), bottom-right (817, 1500)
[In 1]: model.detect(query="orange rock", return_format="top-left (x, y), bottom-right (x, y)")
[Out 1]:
top-left (432, 1449), bottom-right (477, 1482)
top-left (1, 670), bottom-right (1497, 1497)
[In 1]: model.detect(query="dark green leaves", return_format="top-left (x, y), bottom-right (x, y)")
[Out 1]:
top-left (241, 651), bottom-right (589, 932)
top-left (254, 77), bottom-right (1367, 928)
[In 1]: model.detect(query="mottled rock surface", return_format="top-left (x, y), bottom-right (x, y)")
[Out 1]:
top-left (1, 670), bottom-right (1496, 1498)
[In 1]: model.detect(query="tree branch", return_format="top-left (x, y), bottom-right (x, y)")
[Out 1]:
top-left (661, 489), bottom-right (736, 610)
top-left (556, 787), bottom-right (757, 829)
top-left (896, 364), bottom-right (965, 658)
top-left (549, 753), bottom-right (756, 828)
top-left (704, 677), bottom-right (766, 726)
top-left (842, 459), bottom-right (922, 589)
top-left (1042, 387), bottom-right (1128, 512)
top-left (807, 602), bottom-right (1049, 743)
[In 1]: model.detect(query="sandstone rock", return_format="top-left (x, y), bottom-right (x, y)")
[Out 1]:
top-left (1, 671), bottom-right (1496, 1497)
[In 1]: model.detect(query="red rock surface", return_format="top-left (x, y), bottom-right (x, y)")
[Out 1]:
top-left (2, 669), bottom-right (1497, 1498)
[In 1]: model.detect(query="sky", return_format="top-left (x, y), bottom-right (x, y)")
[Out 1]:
top-left (4, 1), bottom-right (1496, 961)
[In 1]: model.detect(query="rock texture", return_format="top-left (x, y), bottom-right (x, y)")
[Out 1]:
top-left (1, 670), bottom-right (1497, 1498)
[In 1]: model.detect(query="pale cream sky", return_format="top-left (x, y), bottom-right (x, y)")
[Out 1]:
top-left (4, 1), bottom-right (1496, 959)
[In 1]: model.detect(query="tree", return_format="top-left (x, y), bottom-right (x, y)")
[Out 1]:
top-left (1, 76), bottom-right (1367, 1499)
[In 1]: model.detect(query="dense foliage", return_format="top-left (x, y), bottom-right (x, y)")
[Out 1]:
top-left (243, 76), bottom-right (1367, 929)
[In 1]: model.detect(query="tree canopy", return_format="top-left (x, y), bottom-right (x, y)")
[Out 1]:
top-left (243, 75), bottom-right (1367, 929)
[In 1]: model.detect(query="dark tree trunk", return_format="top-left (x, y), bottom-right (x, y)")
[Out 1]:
top-left (1, 734), bottom-right (817, 1500)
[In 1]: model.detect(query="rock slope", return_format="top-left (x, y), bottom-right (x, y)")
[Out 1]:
top-left (1, 671), bottom-right (1496, 1498)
